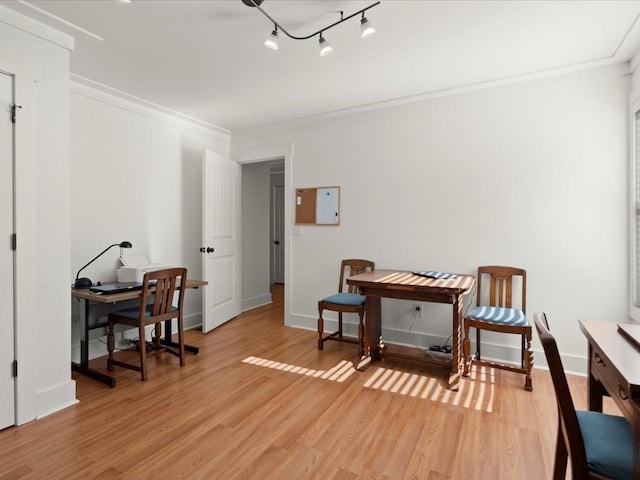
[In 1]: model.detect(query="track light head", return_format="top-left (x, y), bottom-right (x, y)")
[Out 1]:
top-left (264, 27), bottom-right (279, 50)
top-left (360, 15), bottom-right (375, 38)
top-left (319, 34), bottom-right (333, 57)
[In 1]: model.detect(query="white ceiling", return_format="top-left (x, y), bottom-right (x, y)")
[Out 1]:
top-left (4, 0), bottom-right (640, 131)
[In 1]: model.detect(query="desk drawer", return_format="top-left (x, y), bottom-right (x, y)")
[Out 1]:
top-left (590, 344), bottom-right (637, 419)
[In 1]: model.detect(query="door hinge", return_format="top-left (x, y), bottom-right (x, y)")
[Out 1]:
top-left (11, 104), bottom-right (22, 124)
top-left (12, 360), bottom-right (17, 378)
top-left (11, 233), bottom-right (16, 251)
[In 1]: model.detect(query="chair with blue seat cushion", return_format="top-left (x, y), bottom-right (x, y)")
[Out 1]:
top-left (462, 265), bottom-right (533, 391)
top-left (317, 259), bottom-right (374, 357)
top-left (534, 312), bottom-right (633, 479)
top-left (107, 267), bottom-right (187, 380)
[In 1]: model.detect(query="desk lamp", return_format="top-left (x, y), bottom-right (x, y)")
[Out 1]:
top-left (73, 241), bottom-right (132, 289)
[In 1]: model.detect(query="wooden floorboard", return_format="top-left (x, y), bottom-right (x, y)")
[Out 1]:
top-left (0, 285), bottom-right (623, 479)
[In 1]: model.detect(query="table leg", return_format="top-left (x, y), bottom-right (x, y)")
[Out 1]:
top-left (71, 298), bottom-right (116, 388)
top-left (366, 296), bottom-right (381, 360)
top-left (160, 319), bottom-right (199, 355)
top-left (586, 344), bottom-right (604, 412)
top-left (447, 294), bottom-right (462, 391)
top-left (356, 296), bottom-right (381, 371)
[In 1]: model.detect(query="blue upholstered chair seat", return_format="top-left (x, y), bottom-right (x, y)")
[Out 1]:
top-left (467, 306), bottom-right (528, 326)
top-left (114, 305), bottom-right (177, 320)
top-left (577, 410), bottom-right (633, 479)
top-left (322, 292), bottom-right (366, 306)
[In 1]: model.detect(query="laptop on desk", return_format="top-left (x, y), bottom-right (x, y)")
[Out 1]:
top-left (90, 281), bottom-right (143, 295)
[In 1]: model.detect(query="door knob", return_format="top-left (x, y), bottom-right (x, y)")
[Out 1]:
top-left (200, 247), bottom-right (215, 253)
top-left (274, 241), bottom-right (280, 245)
top-left (207, 247), bottom-right (214, 253)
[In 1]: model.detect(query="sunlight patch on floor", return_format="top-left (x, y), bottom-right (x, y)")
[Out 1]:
top-left (242, 356), bottom-right (495, 410)
top-left (363, 365), bottom-right (495, 412)
top-left (242, 356), bottom-right (356, 383)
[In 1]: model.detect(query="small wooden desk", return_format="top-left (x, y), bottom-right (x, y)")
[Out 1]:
top-left (71, 279), bottom-right (207, 387)
top-left (579, 319), bottom-right (640, 479)
top-left (347, 270), bottom-right (475, 390)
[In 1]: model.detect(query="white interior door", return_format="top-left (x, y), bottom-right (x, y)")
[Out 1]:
top-left (272, 185), bottom-right (285, 284)
top-left (202, 149), bottom-right (241, 333)
top-left (0, 71), bottom-right (16, 429)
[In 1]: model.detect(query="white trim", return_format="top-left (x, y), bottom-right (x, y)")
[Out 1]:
top-left (0, 4), bottom-right (74, 51)
top-left (35, 382), bottom-right (78, 420)
top-left (233, 63), bottom-right (631, 135)
top-left (71, 78), bottom-right (230, 140)
top-left (15, 0), bottom-right (102, 42)
top-left (630, 97), bottom-right (640, 324)
top-left (241, 294), bottom-right (273, 313)
top-left (0, 46), bottom-right (39, 426)
top-left (290, 313), bottom-right (588, 377)
top-left (231, 139), bottom-right (294, 326)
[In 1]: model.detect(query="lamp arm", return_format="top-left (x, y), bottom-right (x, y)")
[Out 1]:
top-left (250, 0), bottom-right (380, 41)
top-left (74, 243), bottom-right (119, 280)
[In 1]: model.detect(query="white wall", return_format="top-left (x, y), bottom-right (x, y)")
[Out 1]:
top-left (233, 64), bottom-right (631, 374)
top-left (69, 84), bottom-right (231, 353)
top-left (0, 6), bottom-right (76, 423)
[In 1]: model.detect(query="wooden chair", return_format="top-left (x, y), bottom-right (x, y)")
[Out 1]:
top-left (534, 312), bottom-right (633, 479)
top-left (462, 265), bottom-right (533, 391)
top-left (107, 267), bottom-right (187, 380)
top-left (317, 259), bottom-right (374, 357)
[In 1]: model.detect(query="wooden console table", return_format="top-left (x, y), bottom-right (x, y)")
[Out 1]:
top-left (347, 270), bottom-right (475, 390)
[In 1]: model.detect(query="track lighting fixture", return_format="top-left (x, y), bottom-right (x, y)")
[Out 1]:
top-left (264, 25), bottom-right (279, 50)
top-left (243, 0), bottom-right (380, 55)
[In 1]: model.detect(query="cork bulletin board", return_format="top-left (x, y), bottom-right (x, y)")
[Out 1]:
top-left (295, 186), bottom-right (340, 225)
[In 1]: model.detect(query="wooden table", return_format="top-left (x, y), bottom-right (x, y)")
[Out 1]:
top-left (579, 319), bottom-right (640, 479)
top-left (71, 279), bottom-right (207, 387)
top-left (347, 270), bottom-right (475, 390)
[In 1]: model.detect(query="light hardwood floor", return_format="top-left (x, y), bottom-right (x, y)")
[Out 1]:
top-left (0, 285), bottom-right (621, 479)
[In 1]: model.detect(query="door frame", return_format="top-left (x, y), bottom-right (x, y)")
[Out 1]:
top-left (230, 140), bottom-right (293, 325)
top-left (270, 178), bottom-right (285, 285)
top-left (0, 68), bottom-right (16, 430)
top-left (1, 47), bottom-right (38, 425)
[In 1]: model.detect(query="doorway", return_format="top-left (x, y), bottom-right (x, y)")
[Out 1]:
top-left (240, 159), bottom-right (285, 318)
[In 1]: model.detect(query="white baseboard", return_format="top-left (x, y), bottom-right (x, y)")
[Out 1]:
top-left (36, 379), bottom-right (78, 420)
top-left (242, 293), bottom-right (272, 312)
top-left (288, 313), bottom-right (587, 376)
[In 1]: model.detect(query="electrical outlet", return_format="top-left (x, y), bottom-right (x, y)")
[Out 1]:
top-left (413, 304), bottom-right (423, 318)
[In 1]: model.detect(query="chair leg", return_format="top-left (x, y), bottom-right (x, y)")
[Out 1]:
top-left (357, 309), bottom-right (365, 358)
top-left (317, 306), bottom-right (324, 350)
top-left (107, 321), bottom-right (115, 371)
top-left (154, 322), bottom-right (162, 351)
top-left (476, 328), bottom-right (481, 360)
top-left (462, 320), bottom-right (471, 377)
top-left (524, 328), bottom-right (533, 391)
top-left (139, 323), bottom-right (147, 381)
top-left (337, 313), bottom-right (343, 340)
top-left (552, 425), bottom-right (568, 480)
